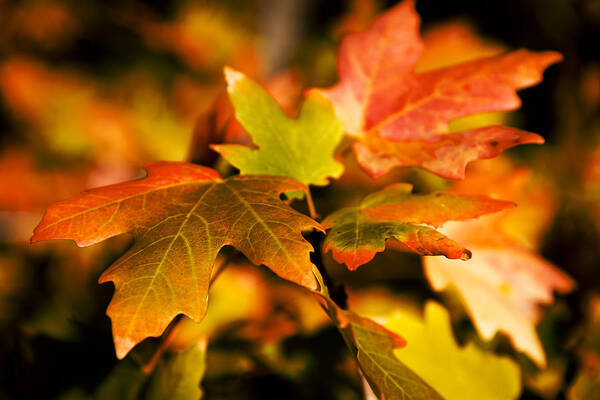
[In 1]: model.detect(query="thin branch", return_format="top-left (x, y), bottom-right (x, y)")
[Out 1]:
top-left (305, 187), bottom-right (318, 220)
top-left (305, 230), bottom-right (347, 308)
top-left (312, 264), bottom-right (329, 297)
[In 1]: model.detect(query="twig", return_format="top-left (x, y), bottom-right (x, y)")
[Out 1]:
top-left (305, 230), bottom-right (347, 308)
top-left (305, 187), bottom-right (318, 220)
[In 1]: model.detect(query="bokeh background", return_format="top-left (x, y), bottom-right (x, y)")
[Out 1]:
top-left (0, 0), bottom-right (599, 399)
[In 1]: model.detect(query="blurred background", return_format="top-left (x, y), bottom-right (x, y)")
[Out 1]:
top-left (0, 0), bottom-right (599, 399)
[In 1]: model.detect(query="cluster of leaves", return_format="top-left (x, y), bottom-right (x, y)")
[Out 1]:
top-left (2, 0), bottom-right (599, 398)
top-left (26, 1), bottom-right (577, 398)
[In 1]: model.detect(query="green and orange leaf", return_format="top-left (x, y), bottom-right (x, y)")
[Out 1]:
top-left (317, 293), bottom-right (443, 400)
top-left (322, 183), bottom-right (513, 269)
top-left (315, 0), bottom-right (561, 179)
top-left (32, 161), bottom-right (321, 358)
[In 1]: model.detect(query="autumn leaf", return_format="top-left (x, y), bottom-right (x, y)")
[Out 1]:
top-left (322, 183), bottom-right (514, 269)
top-left (423, 158), bottom-right (573, 366)
top-left (188, 69), bottom-right (303, 166)
top-left (351, 295), bottom-right (521, 400)
top-left (31, 161), bottom-right (321, 358)
top-left (354, 125), bottom-right (543, 180)
top-left (424, 226), bottom-right (573, 367)
top-left (212, 68), bottom-right (344, 197)
top-left (316, 0), bottom-right (561, 179)
top-left (318, 294), bottom-right (443, 400)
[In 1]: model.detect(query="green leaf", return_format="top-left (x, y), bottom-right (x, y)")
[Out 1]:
top-left (213, 68), bottom-right (344, 198)
top-left (147, 342), bottom-right (207, 400)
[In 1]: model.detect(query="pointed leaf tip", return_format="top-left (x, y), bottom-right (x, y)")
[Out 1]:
top-left (114, 336), bottom-right (136, 359)
top-left (224, 66), bottom-right (244, 91)
top-left (324, 186), bottom-right (510, 269)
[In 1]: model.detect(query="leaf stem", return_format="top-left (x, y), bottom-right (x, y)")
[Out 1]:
top-left (312, 264), bottom-right (330, 297)
top-left (305, 187), bottom-right (318, 220)
top-left (306, 230), bottom-right (347, 308)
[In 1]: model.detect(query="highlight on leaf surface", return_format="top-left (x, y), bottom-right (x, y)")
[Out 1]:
top-left (31, 161), bottom-right (321, 358)
top-left (212, 67), bottom-right (345, 198)
top-left (350, 294), bottom-right (522, 400)
top-left (315, 0), bottom-right (561, 179)
top-left (322, 183), bottom-right (514, 269)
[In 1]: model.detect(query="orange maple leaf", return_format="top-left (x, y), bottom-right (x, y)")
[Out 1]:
top-left (316, 0), bottom-right (561, 179)
top-left (32, 162), bottom-right (320, 358)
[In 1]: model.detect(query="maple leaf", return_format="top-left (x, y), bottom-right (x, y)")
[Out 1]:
top-left (318, 294), bottom-right (443, 400)
top-left (31, 161), bottom-right (321, 358)
top-left (188, 69), bottom-right (303, 166)
top-left (322, 183), bottom-right (514, 269)
top-left (423, 158), bottom-right (574, 366)
top-left (212, 68), bottom-right (344, 197)
top-left (424, 221), bottom-right (573, 367)
top-left (351, 295), bottom-right (521, 400)
top-left (315, 0), bottom-right (561, 179)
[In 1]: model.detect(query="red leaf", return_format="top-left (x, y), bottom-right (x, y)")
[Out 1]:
top-left (316, 0), bottom-right (561, 179)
